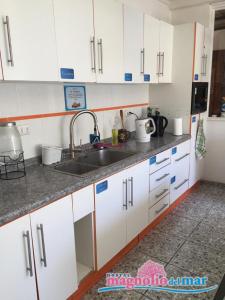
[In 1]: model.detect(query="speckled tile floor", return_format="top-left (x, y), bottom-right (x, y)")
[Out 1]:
top-left (82, 181), bottom-right (225, 300)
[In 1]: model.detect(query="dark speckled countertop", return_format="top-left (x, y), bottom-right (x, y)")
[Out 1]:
top-left (0, 133), bottom-right (190, 226)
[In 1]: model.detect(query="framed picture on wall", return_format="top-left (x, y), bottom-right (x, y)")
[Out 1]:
top-left (64, 85), bottom-right (87, 111)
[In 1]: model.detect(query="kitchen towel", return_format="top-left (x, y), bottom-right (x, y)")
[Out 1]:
top-left (195, 119), bottom-right (206, 160)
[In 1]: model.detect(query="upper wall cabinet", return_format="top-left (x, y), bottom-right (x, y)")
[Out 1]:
top-left (94, 0), bottom-right (124, 83)
top-left (0, 0), bottom-right (58, 81)
top-left (123, 5), bottom-right (144, 83)
top-left (53, 0), bottom-right (96, 83)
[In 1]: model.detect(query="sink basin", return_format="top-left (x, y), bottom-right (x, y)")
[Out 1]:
top-left (54, 161), bottom-right (99, 176)
top-left (76, 149), bottom-right (135, 167)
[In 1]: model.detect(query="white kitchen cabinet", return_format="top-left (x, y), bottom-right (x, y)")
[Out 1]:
top-left (123, 5), bottom-right (144, 83)
top-left (0, 0), bottom-right (58, 81)
top-left (53, 0), bottom-right (96, 82)
top-left (94, 0), bottom-right (124, 83)
top-left (0, 215), bottom-right (37, 300)
top-left (30, 195), bottom-right (77, 300)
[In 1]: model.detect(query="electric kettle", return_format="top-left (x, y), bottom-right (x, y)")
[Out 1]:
top-left (135, 118), bottom-right (156, 143)
top-left (152, 113), bottom-right (168, 137)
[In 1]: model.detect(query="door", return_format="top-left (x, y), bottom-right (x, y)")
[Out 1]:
top-left (0, 215), bottom-right (37, 300)
top-left (126, 160), bottom-right (149, 242)
top-left (144, 14), bottom-right (160, 83)
top-left (31, 196), bottom-right (77, 300)
top-left (123, 5), bottom-right (144, 83)
top-left (159, 21), bottom-right (174, 83)
top-left (95, 171), bottom-right (127, 269)
top-left (53, 0), bottom-right (96, 82)
top-left (193, 23), bottom-right (204, 82)
top-left (94, 0), bottom-right (124, 83)
top-left (0, 0), bottom-right (58, 81)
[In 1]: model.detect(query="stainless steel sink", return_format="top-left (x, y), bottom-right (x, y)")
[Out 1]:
top-left (54, 160), bottom-right (99, 176)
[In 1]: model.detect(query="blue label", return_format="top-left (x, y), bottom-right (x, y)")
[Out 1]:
top-left (192, 116), bottom-right (196, 123)
top-left (96, 181), bottom-right (108, 194)
top-left (144, 74), bottom-right (150, 82)
top-left (125, 73), bottom-right (133, 82)
top-left (60, 68), bottom-right (74, 79)
top-left (194, 74), bottom-right (199, 81)
top-left (172, 147), bottom-right (177, 155)
top-left (150, 156), bottom-right (156, 165)
top-left (171, 176), bottom-right (176, 184)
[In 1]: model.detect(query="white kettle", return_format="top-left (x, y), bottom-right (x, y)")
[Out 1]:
top-left (135, 118), bottom-right (156, 143)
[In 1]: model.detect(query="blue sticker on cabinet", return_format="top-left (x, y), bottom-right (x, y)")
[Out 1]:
top-left (125, 73), bottom-right (133, 82)
top-left (150, 156), bottom-right (156, 165)
top-left (171, 176), bottom-right (176, 184)
top-left (144, 74), bottom-right (150, 82)
top-left (192, 116), bottom-right (196, 123)
top-left (194, 74), bottom-right (199, 81)
top-left (60, 68), bottom-right (74, 79)
top-left (96, 181), bottom-right (108, 194)
top-left (172, 147), bottom-right (177, 155)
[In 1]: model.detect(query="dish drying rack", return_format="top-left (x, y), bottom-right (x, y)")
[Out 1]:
top-left (0, 152), bottom-right (26, 180)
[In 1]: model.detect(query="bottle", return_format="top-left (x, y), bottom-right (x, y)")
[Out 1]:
top-left (112, 127), bottom-right (118, 145)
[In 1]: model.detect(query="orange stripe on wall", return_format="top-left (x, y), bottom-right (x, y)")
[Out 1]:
top-left (0, 102), bottom-right (149, 123)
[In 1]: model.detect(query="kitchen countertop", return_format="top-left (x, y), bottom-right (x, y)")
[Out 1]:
top-left (0, 133), bottom-right (190, 226)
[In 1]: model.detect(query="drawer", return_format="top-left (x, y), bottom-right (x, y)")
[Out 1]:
top-left (171, 140), bottom-right (191, 164)
top-left (149, 180), bottom-right (170, 208)
top-left (72, 185), bottom-right (94, 222)
top-left (149, 149), bottom-right (171, 174)
top-left (170, 177), bottom-right (189, 204)
top-left (150, 163), bottom-right (171, 191)
top-left (149, 194), bottom-right (170, 224)
top-left (170, 154), bottom-right (190, 179)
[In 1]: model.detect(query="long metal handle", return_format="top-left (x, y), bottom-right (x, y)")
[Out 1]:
top-left (23, 231), bottom-right (33, 277)
top-left (123, 179), bottom-right (128, 210)
top-left (204, 55), bottom-right (207, 76)
top-left (140, 49), bottom-right (145, 74)
top-left (3, 16), bottom-right (14, 66)
top-left (156, 157), bottom-right (170, 165)
top-left (155, 203), bottom-right (168, 214)
top-left (175, 153), bottom-right (189, 162)
top-left (156, 173), bottom-right (170, 182)
top-left (201, 55), bottom-right (205, 75)
top-left (128, 177), bottom-right (134, 206)
top-left (90, 36), bottom-right (96, 73)
top-left (37, 224), bottom-right (47, 267)
top-left (175, 179), bottom-right (189, 190)
top-left (156, 188), bottom-right (169, 199)
top-left (161, 52), bottom-right (164, 76)
top-left (157, 52), bottom-right (160, 75)
top-left (97, 39), bottom-right (103, 73)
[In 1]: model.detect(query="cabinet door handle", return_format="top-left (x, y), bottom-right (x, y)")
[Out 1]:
top-left (123, 179), bottom-right (128, 210)
top-left (201, 55), bottom-right (205, 75)
top-left (155, 203), bottom-right (168, 214)
top-left (161, 52), bottom-right (164, 76)
top-left (174, 179), bottom-right (189, 190)
top-left (156, 188), bottom-right (169, 199)
top-left (175, 153), bottom-right (189, 162)
top-left (97, 39), bottom-right (103, 73)
top-left (156, 173), bottom-right (169, 182)
top-left (23, 231), bottom-right (33, 277)
top-left (3, 16), bottom-right (14, 66)
top-left (90, 36), bottom-right (96, 73)
top-left (128, 177), bottom-right (134, 206)
top-left (204, 55), bottom-right (207, 76)
top-left (140, 49), bottom-right (145, 74)
top-left (37, 224), bottom-right (47, 267)
top-left (156, 157), bottom-right (170, 165)
top-left (157, 52), bottom-right (160, 75)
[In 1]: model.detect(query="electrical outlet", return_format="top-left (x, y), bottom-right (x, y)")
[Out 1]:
top-left (18, 125), bottom-right (30, 136)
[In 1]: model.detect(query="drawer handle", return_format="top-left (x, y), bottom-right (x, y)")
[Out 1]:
top-left (156, 173), bottom-right (169, 182)
top-left (155, 203), bottom-right (168, 214)
top-left (156, 188), bottom-right (169, 199)
top-left (175, 153), bottom-right (189, 162)
top-left (156, 157), bottom-right (170, 165)
top-left (175, 179), bottom-right (189, 190)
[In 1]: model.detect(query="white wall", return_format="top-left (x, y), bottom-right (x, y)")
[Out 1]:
top-left (214, 29), bottom-right (225, 50)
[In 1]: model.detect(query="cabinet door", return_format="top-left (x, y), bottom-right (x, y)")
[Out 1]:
top-left (94, 0), bottom-right (124, 83)
top-left (31, 196), bottom-right (77, 300)
top-left (159, 21), bottom-right (174, 83)
top-left (123, 5), bottom-right (144, 83)
top-left (54, 0), bottom-right (96, 83)
top-left (126, 160), bottom-right (149, 242)
top-left (193, 23), bottom-right (204, 82)
top-left (95, 171), bottom-right (127, 269)
top-left (202, 27), bottom-right (211, 82)
top-left (0, 0), bottom-right (58, 81)
top-left (0, 215), bottom-right (37, 300)
top-left (144, 14), bottom-right (160, 83)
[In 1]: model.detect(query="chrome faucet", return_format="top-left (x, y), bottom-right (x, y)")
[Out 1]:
top-left (69, 110), bottom-right (100, 159)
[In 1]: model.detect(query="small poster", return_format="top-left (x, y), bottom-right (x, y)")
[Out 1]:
top-left (64, 85), bottom-right (86, 111)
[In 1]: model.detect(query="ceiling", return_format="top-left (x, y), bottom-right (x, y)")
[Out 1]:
top-left (159, 0), bottom-right (223, 10)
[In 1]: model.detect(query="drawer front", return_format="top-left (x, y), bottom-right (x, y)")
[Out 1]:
top-left (171, 140), bottom-right (191, 164)
top-left (171, 154), bottom-right (190, 179)
top-left (150, 163), bottom-right (171, 191)
top-left (149, 194), bottom-right (170, 224)
top-left (149, 149), bottom-right (171, 174)
top-left (149, 181), bottom-right (170, 208)
top-left (170, 178), bottom-right (189, 204)
top-left (72, 185), bottom-right (94, 222)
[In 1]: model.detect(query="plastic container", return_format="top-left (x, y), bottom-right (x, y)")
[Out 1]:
top-left (42, 145), bottom-right (62, 165)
